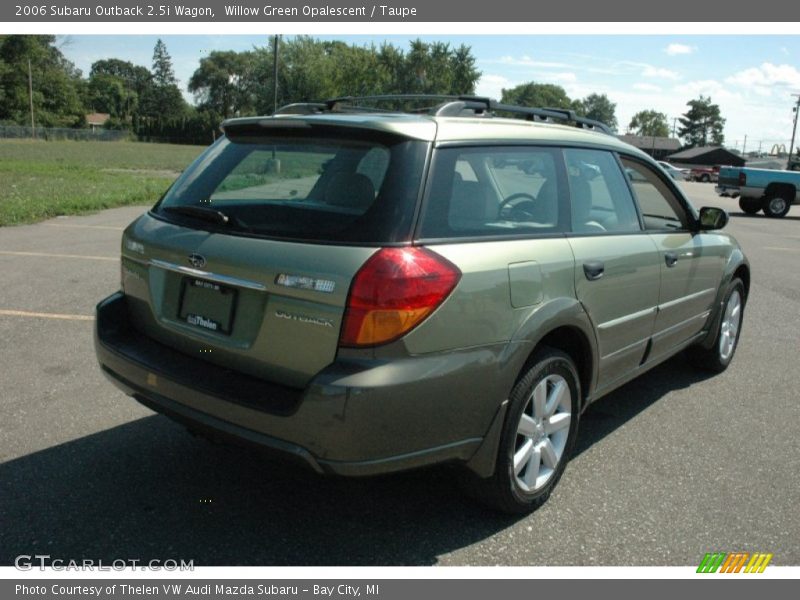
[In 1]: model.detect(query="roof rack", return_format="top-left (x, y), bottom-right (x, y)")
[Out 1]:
top-left (273, 94), bottom-right (613, 135)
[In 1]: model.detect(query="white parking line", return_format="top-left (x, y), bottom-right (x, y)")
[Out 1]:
top-left (0, 251), bottom-right (117, 261)
top-left (0, 309), bottom-right (94, 321)
top-left (763, 247), bottom-right (800, 252)
top-left (43, 223), bottom-right (125, 231)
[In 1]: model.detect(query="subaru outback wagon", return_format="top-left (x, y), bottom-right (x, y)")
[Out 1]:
top-left (95, 96), bottom-right (749, 513)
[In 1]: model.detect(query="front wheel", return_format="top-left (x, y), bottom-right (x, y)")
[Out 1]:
top-left (471, 347), bottom-right (580, 514)
top-left (688, 278), bottom-right (745, 372)
top-left (700, 173), bottom-right (711, 182)
top-left (738, 196), bottom-right (762, 214)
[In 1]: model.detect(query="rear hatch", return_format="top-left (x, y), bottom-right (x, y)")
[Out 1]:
top-left (121, 118), bottom-right (432, 388)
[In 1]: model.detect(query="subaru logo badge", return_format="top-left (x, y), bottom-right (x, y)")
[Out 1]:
top-left (188, 253), bottom-right (206, 269)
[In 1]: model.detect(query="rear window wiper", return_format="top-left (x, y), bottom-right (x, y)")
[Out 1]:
top-left (161, 205), bottom-right (232, 226)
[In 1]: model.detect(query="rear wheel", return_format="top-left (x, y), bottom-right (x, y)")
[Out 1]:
top-left (471, 347), bottom-right (580, 514)
top-left (738, 197), bottom-right (761, 214)
top-left (688, 278), bottom-right (745, 372)
top-left (700, 173), bottom-right (711, 182)
top-left (762, 194), bottom-right (791, 218)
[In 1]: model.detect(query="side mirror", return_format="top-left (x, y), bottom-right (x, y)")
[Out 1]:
top-left (698, 206), bottom-right (729, 230)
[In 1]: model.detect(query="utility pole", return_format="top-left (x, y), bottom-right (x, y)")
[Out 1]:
top-left (672, 117), bottom-right (678, 138)
top-left (270, 34), bottom-right (281, 173)
top-left (789, 93), bottom-right (800, 170)
top-left (28, 58), bottom-right (35, 138)
top-left (742, 134), bottom-right (747, 156)
top-left (272, 34), bottom-right (280, 115)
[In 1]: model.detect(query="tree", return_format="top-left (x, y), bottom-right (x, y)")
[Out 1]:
top-left (450, 44), bottom-right (479, 95)
top-left (90, 58), bottom-right (153, 100)
top-left (574, 93), bottom-right (617, 131)
top-left (678, 95), bottom-right (725, 147)
top-left (151, 38), bottom-right (176, 87)
top-left (627, 110), bottom-right (670, 137)
top-left (500, 82), bottom-right (572, 109)
top-left (188, 50), bottom-right (255, 118)
top-left (87, 73), bottom-right (136, 118)
top-left (142, 39), bottom-right (186, 122)
top-left (244, 37), bottom-right (480, 115)
top-left (0, 35), bottom-right (86, 127)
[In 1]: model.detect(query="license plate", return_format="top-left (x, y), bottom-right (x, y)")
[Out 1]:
top-left (178, 278), bottom-right (237, 334)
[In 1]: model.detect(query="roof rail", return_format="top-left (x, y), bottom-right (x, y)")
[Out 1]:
top-left (273, 95), bottom-right (614, 135)
top-left (273, 102), bottom-right (327, 115)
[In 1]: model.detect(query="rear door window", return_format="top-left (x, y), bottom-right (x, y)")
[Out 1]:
top-left (419, 146), bottom-right (566, 239)
top-left (563, 149), bottom-right (641, 234)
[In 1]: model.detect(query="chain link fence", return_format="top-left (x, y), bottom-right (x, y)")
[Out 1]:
top-left (0, 125), bottom-right (131, 142)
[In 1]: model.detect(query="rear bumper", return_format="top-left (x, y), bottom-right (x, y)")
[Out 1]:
top-left (95, 292), bottom-right (510, 477)
top-left (715, 185), bottom-right (740, 196)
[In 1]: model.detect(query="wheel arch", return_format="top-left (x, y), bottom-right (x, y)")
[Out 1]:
top-left (505, 297), bottom-right (598, 409)
top-left (764, 182), bottom-right (796, 201)
top-left (697, 251), bottom-right (749, 351)
top-left (465, 299), bottom-right (598, 479)
top-left (533, 327), bottom-right (593, 411)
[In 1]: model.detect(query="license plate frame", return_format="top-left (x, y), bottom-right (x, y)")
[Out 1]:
top-left (178, 277), bottom-right (238, 335)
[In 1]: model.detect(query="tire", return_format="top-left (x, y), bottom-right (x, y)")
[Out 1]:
top-left (762, 194), bottom-right (792, 218)
top-left (738, 196), bottom-right (762, 215)
top-left (471, 347), bottom-right (581, 514)
top-left (688, 278), bottom-right (745, 373)
top-left (700, 173), bottom-right (710, 183)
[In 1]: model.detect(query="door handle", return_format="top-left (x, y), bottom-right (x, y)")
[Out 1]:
top-left (583, 261), bottom-right (605, 281)
top-left (664, 252), bottom-right (678, 268)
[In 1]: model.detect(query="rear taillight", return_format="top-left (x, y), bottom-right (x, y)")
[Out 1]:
top-left (738, 172), bottom-right (747, 186)
top-left (340, 247), bottom-right (461, 347)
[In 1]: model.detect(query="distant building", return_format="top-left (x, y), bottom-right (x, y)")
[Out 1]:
top-left (667, 145), bottom-right (746, 168)
top-left (617, 134), bottom-right (681, 160)
top-left (85, 113), bottom-right (110, 131)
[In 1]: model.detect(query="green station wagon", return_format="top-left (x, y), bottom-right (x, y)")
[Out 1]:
top-left (95, 96), bottom-right (749, 512)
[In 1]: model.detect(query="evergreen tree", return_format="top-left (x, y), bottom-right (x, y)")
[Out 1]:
top-left (678, 96), bottom-right (725, 147)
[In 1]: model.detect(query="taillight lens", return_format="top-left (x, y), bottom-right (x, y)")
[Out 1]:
top-left (340, 247), bottom-right (461, 347)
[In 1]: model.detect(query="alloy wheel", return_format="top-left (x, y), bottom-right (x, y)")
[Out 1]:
top-left (719, 289), bottom-right (742, 361)
top-left (513, 374), bottom-right (572, 493)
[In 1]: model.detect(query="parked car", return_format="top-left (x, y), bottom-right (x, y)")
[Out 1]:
top-left (657, 161), bottom-right (689, 181)
top-left (690, 165), bottom-right (720, 183)
top-left (717, 165), bottom-right (800, 217)
top-left (95, 95), bottom-right (750, 513)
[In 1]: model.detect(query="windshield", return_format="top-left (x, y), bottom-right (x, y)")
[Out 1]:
top-left (156, 129), bottom-right (428, 243)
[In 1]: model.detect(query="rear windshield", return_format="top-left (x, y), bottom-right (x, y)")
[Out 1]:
top-left (156, 128), bottom-right (428, 243)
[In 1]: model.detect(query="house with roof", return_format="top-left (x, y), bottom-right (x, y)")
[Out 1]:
top-left (666, 145), bottom-right (746, 168)
top-left (617, 134), bottom-right (681, 160)
top-left (85, 113), bottom-right (110, 132)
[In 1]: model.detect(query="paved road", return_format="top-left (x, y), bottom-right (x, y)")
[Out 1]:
top-left (1, 183), bottom-right (798, 566)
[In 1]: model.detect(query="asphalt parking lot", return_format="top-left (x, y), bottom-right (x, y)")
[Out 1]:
top-left (1, 182), bottom-right (798, 566)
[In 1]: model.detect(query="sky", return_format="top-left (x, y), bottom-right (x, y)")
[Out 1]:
top-left (57, 34), bottom-right (800, 151)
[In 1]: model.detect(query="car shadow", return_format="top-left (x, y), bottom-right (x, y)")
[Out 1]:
top-left (729, 211), bottom-right (800, 221)
top-left (1, 356), bottom-right (706, 566)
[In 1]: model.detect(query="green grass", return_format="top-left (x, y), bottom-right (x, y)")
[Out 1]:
top-left (0, 139), bottom-right (207, 226)
top-left (216, 151), bottom-right (328, 193)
